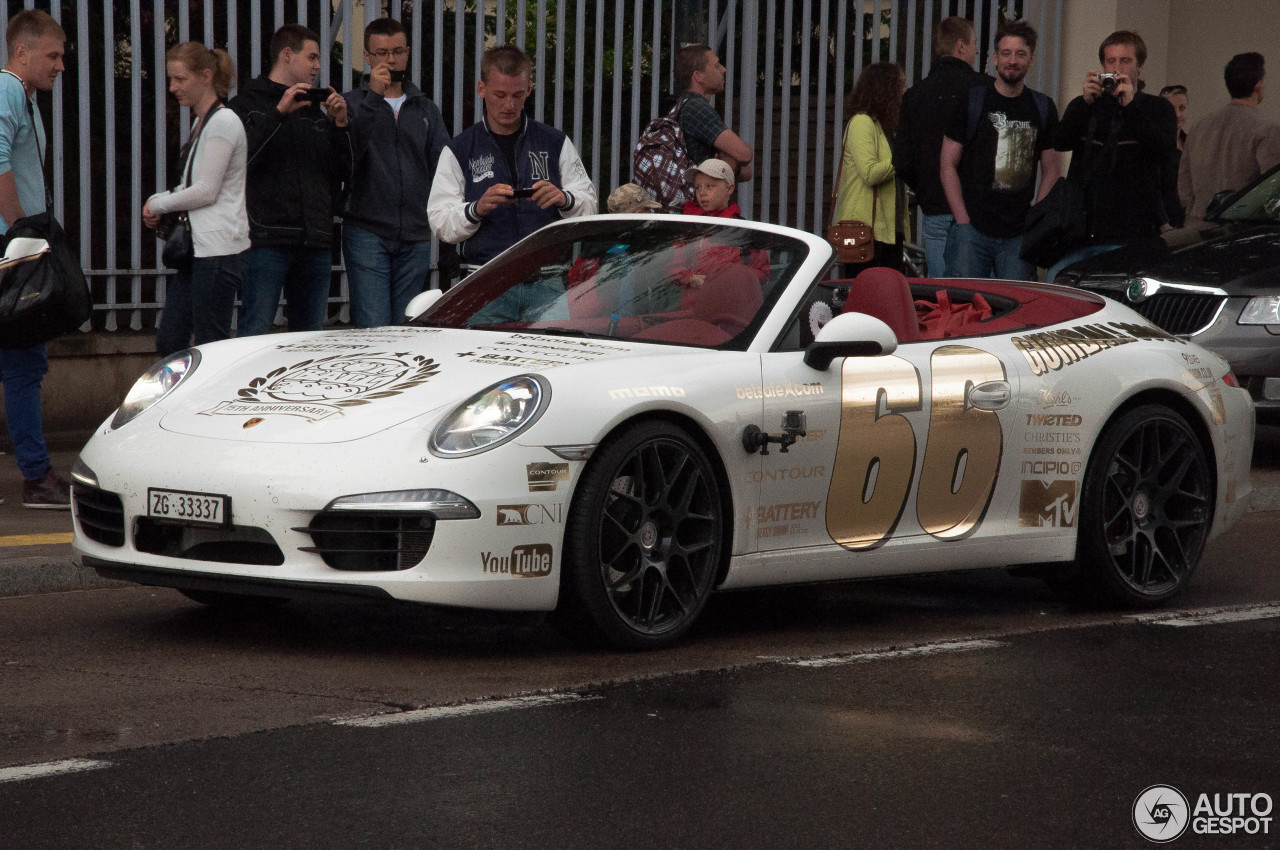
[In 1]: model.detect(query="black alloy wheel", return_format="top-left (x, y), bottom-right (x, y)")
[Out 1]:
top-left (1071, 404), bottom-right (1213, 607)
top-left (557, 420), bottom-right (725, 650)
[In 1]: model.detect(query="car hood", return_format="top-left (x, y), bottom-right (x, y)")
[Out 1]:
top-left (1066, 221), bottom-right (1280, 291)
top-left (158, 326), bottom-right (643, 443)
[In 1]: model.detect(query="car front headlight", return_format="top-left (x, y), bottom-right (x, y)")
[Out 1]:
top-left (430, 375), bottom-right (547, 457)
top-left (111, 349), bottom-right (201, 430)
top-left (1239, 296), bottom-right (1280, 325)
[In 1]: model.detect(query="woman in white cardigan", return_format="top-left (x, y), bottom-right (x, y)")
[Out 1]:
top-left (143, 42), bottom-right (249, 357)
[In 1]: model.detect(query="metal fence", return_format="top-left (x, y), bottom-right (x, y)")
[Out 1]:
top-left (13, 0), bottom-right (1060, 334)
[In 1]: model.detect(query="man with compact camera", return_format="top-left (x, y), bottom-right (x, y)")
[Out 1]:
top-left (229, 24), bottom-right (351, 336)
top-left (1050, 30), bottom-right (1177, 279)
top-left (341, 17), bottom-right (451, 327)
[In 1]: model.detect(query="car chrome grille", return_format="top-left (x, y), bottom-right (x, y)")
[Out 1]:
top-left (134, 518), bottom-right (285, 566)
top-left (72, 484), bottom-right (125, 547)
top-left (1119, 292), bottom-right (1226, 336)
top-left (298, 511), bottom-right (436, 572)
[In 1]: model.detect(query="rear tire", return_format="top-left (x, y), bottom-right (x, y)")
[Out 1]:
top-left (554, 421), bottom-right (725, 650)
top-left (1051, 404), bottom-right (1213, 607)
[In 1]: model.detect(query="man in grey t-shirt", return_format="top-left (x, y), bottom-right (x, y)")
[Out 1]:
top-left (673, 44), bottom-right (754, 183)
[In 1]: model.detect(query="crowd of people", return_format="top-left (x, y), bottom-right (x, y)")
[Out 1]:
top-left (5, 9), bottom-right (1280, 508)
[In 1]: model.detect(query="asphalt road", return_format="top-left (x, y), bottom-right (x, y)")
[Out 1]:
top-left (0, 428), bottom-right (1278, 847)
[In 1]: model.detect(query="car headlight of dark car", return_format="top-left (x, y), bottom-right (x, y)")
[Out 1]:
top-left (111, 349), bottom-right (201, 429)
top-left (1239, 296), bottom-right (1280, 324)
top-left (430, 375), bottom-right (548, 457)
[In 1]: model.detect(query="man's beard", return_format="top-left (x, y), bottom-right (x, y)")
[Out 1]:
top-left (998, 65), bottom-right (1027, 86)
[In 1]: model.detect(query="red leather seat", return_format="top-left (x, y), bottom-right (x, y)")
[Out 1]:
top-left (692, 263), bottom-right (763, 337)
top-left (843, 267), bottom-right (921, 342)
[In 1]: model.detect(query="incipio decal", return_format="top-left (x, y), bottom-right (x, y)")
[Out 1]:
top-left (202, 353), bottom-right (440, 422)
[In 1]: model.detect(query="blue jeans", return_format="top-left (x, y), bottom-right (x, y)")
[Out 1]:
top-left (944, 222), bottom-right (1033, 281)
top-left (0, 344), bottom-right (52, 481)
top-left (157, 251), bottom-right (246, 357)
top-left (920, 212), bottom-right (954, 278)
top-left (1046, 244), bottom-right (1120, 285)
top-left (238, 246), bottom-right (333, 336)
top-left (342, 225), bottom-right (432, 328)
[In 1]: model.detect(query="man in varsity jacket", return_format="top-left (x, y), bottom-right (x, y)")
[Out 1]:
top-left (428, 45), bottom-right (596, 272)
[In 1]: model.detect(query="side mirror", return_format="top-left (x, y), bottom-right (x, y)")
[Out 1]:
top-left (803, 311), bottom-right (899, 370)
top-left (404, 289), bottom-right (443, 322)
top-left (1204, 189), bottom-right (1235, 221)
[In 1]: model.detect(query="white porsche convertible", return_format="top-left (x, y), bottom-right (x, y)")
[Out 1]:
top-left (72, 216), bottom-right (1255, 649)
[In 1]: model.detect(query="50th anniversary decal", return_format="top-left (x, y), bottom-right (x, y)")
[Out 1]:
top-left (202, 352), bottom-right (441, 422)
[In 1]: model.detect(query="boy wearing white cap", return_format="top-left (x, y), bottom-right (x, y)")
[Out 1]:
top-left (682, 158), bottom-right (740, 218)
top-left (673, 158), bottom-right (768, 301)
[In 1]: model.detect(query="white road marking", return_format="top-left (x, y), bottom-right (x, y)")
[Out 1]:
top-left (1130, 602), bottom-right (1280, 628)
top-left (787, 638), bottom-right (1006, 668)
top-left (0, 758), bottom-right (111, 784)
top-left (333, 692), bottom-right (597, 728)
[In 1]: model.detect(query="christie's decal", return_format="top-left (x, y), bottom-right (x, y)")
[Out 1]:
top-left (202, 352), bottom-right (440, 421)
top-left (1012, 322), bottom-right (1182, 377)
top-left (481, 544), bottom-right (553, 577)
top-left (527, 462), bottom-right (570, 492)
top-left (1019, 480), bottom-right (1079, 528)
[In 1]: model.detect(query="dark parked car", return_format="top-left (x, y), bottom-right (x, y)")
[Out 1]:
top-left (1055, 164), bottom-right (1280, 421)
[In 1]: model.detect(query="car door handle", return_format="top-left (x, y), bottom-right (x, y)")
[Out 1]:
top-left (968, 380), bottom-right (1011, 411)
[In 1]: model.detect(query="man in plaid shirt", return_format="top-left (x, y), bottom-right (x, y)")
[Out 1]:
top-left (674, 44), bottom-right (754, 182)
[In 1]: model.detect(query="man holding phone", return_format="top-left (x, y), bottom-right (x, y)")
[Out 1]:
top-left (228, 24), bottom-right (352, 336)
top-left (429, 45), bottom-right (596, 273)
top-left (341, 17), bottom-right (451, 327)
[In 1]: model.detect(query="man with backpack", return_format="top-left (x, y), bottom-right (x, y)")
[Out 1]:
top-left (939, 19), bottom-right (1060, 281)
top-left (633, 44), bottom-right (753, 210)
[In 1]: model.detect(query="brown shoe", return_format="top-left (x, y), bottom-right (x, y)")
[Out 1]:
top-left (22, 470), bottom-right (71, 510)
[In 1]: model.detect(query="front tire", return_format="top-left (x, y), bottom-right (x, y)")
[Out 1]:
top-left (556, 421), bottom-right (726, 650)
top-left (1062, 404), bottom-right (1213, 607)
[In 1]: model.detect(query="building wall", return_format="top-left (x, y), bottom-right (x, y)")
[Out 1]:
top-left (1168, 0), bottom-right (1280, 127)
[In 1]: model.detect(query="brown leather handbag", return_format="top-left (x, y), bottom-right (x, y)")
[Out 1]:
top-left (827, 118), bottom-right (877, 264)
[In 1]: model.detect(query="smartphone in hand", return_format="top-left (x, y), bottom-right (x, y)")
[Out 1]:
top-left (511, 187), bottom-right (537, 199)
top-left (388, 70), bottom-right (406, 83)
top-left (295, 88), bottom-right (330, 105)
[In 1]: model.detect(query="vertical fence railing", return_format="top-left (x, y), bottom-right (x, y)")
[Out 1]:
top-left (17, 0), bottom-right (1058, 335)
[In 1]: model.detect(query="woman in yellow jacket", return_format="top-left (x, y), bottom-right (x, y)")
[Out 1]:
top-left (833, 62), bottom-right (909, 277)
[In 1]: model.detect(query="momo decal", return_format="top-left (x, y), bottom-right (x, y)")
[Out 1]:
top-left (735, 381), bottom-right (825, 400)
top-left (527, 462), bottom-right (570, 492)
top-left (202, 353), bottom-right (440, 422)
top-left (608, 386), bottom-right (686, 400)
top-left (1012, 322), bottom-right (1182, 377)
top-left (481, 544), bottom-right (553, 577)
top-left (1019, 480), bottom-right (1079, 528)
top-left (496, 503), bottom-right (564, 526)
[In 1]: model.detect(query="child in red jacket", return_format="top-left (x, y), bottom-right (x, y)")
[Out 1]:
top-left (673, 159), bottom-right (769, 303)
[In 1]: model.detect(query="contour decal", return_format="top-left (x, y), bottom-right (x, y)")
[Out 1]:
top-left (527, 462), bottom-right (570, 492)
top-left (202, 352), bottom-right (440, 422)
top-left (1019, 480), bottom-right (1079, 528)
top-left (1011, 322), bottom-right (1183, 377)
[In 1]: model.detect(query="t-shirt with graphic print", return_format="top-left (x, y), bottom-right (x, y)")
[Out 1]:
top-left (945, 83), bottom-right (1058, 238)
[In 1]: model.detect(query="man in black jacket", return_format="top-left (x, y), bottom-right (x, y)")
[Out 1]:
top-left (229, 24), bottom-right (352, 336)
top-left (895, 16), bottom-right (983, 278)
top-left (342, 18), bottom-right (452, 327)
top-left (1050, 30), bottom-right (1177, 280)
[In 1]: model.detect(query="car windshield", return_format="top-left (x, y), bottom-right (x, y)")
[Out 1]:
top-left (415, 218), bottom-right (812, 350)
top-left (1217, 167), bottom-right (1280, 223)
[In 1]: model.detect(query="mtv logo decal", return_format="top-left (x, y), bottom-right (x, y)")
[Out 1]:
top-left (1019, 480), bottom-right (1079, 528)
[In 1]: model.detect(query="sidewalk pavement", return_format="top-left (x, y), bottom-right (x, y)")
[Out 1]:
top-left (3, 434), bottom-right (1280, 599)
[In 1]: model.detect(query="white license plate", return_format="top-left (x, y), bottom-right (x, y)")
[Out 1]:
top-left (147, 488), bottom-right (229, 526)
